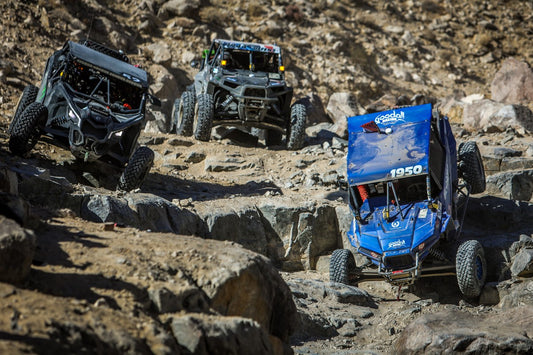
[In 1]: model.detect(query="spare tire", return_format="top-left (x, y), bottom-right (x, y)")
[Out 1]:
top-left (458, 141), bottom-right (486, 194)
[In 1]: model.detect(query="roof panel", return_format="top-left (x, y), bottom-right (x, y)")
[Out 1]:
top-left (347, 104), bottom-right (433, 185)
top-left (68, 41), bottom-right (148, 88)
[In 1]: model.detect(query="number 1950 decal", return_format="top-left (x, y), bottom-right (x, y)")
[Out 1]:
top-left (390, 164), bottom-right (423, 177)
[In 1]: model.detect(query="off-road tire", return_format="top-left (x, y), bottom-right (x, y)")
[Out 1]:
top-left (265, 129), bottom-right (282, 146)
top-left (9, 85), bottom-right (39, 134)
top-left (456, 240), bottom-right (486, 298)
top-left (175, 91), bottom-right (195, 136)
top-left (194, 93), bottom-right (214, 142)
top-left (458, 141), bottom-right (486, 194)
top-left (330, 249), bottom-right (356, 284)
top-left (117, 146), bottom-right (154, 192)
top-left (9, 102), bottom-right (47, 156)
top-left (287, 103), bottom-right (306, 150)
top-left (170, 98), bottom-right (180, 133)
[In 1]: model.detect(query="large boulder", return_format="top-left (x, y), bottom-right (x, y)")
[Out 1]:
top-left (158, 0), bottom-right (201, 20)
top-left (326, 92), bottom-right (366, 139)
top-left (0, 216), bottom-right (35, 284)
top-left (170, 314), bottom-right (283, 355)
top-left (491, 57), bottom-right (533, 105)
top-left (178, 237), bottom-right (298, 345)
top-left (486, 169), bottom-right (533, 201)
top-left (462, 99), bottom-right (533, 133)
top-left (258, 199), bottom-right (341, 271)
top-left (394, 307), bottom-right (533, 354)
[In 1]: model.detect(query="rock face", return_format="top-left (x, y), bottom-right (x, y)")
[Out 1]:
top-left (394, 307), bottom-right (533, 354)
top-left (462, 99), bottom-right (533, 133)
top-left (0, 216), bottom-right (35, 284)
top-left (491, 57), bottom-right (533, 105)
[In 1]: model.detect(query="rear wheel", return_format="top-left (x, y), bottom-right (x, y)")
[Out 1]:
top-left (9, 102), bottom-right (47, 156)
top-left (9, 84), bottom-right (39, 134)
top-left (458, 141), bottom-right (486, 194)
top-left (456, 240), bottom-right (486, 298)
top-left (170, 98), bottom-right (180, 133)
top-left (174, 91), bottom-right (195, 136)
top-left (117, 146), bottom-right (154, 191)
top-left (287, 103), bottom-right (306, 150)
top-left (194, 93), bottom-right (214, 142)
top-left (330, 249), bottom-right (357, 284)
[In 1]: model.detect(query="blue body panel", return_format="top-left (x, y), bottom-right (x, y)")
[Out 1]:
top-left (347, 104), bottom-right (433, 185)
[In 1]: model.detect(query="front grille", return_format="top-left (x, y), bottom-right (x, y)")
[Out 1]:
top-left (244, 88), bottom-right (266, 98)
top-left (383, 254), bottom-right (414, 269)
top-left (81, 119), bottom-right (108, 140)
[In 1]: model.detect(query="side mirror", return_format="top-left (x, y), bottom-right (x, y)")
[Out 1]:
top-left (190, 60), bottom-right (199, 69)
top-left (149, 94), bottom-right (161, 107)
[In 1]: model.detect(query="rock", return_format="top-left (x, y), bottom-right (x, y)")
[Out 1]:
top-left (179, 239), bottom-right (297, 343)
top-left (0, 216), bottom-right (35, 284)
top-left (0, 192), bottom-right (31, 226)
top-left (184, 151), bottom-right (206, 163)
top-left (462, 99), bottom-right (533, 133)
top-left (198, 207), bottom-right (268, 255)
top-left (394, 307), bottom-right (533, 354)
top-left (145, 42), bottom-right (172, 66)
top-left (509, 234), bottom-right (533, 258)
top-left (510, 249), bottom-right (533, 277)
top-left (486, 170), bottom-right (533, 201)
top-left (258, 201), bottom-right (341, 270)
top-left (124, 193), bottom-right (203, 235)
top-left (170, 314), bottom-right (279, 355)
top-left (491, 57), bottom-right (533, 105)
top-left (0, 166), bottom-right (18, 195)
top-left (498, 280), bottom-right (533, 309)
top-left (204, 155), bottom-right (253, 172)
top-left (158, 0), bottom-right (201, 20)
top-left (326, 92), bottom-right (366, 139)
top-left (479, 282), bottom-right (500, 305)
top-left (148, 282), bottom-right (209, 313)
top-left (81, 194), bottom-right (138, 226)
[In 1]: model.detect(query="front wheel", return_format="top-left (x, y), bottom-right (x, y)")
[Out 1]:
top-left (9, 84), bottom-right (39, 134)
top-left (175, 91), bottom-right (195, 136)
top-left (330, 249), bottom-right (357, 285)
top-left (9, 102), bottom-right (47, 156)
top-left (456, 240), bottom-right (486, 298)
top-left (287, 103), bottom-right (306, 150)
top-left (117, 146), bottom-right (154, 192)
top-left (194, 93), bottom-right (214, 142)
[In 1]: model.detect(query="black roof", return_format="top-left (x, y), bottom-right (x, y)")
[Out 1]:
top-left (67, 41), bottom-right (148, 88)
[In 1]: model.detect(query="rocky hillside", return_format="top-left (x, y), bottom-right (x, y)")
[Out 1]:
top-left (1, 0), bottom-right (533, 354)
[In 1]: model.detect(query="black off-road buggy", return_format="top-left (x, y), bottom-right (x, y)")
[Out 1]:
top-left (171, 39), bottom-right (306, 150)
top-left (9, 40), bottom-right (159, 191)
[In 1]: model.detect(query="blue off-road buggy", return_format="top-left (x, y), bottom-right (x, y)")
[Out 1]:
top-left (330, 104), bottom-right (487, 298)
